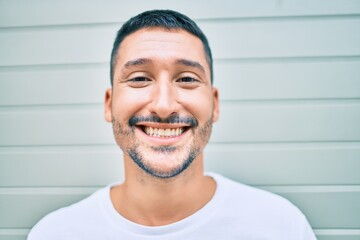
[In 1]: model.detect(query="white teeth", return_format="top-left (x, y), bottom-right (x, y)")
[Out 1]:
top-left (165, 129), bottom-right (170, 136)
top-left (158, 129), bottom-right (164, 136)
top-left (143, 127), bottom-right (185, 138)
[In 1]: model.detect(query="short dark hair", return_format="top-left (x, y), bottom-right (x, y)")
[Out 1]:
top-left (110, 9), bottom-right (213, 85)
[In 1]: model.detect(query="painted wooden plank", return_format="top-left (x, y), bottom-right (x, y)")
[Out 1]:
top-left (315, 229), bottom-right (360, 240)
top-left (1, 18), bottom-right (359, 67)
top-left (215, 60), bottom-right (360, 101)
top-left (0, 64), bottom-right (110, 106)
top-left (1, 0), bottom-right (360, 28)
top-left (0, 188), bottom-right (97, 229)
top-left (0, 105), bottom-right (113, 146)
top-left (1, 186), bottom-right (359, 229)
top-left (0, 229), bottom-right (29, 240)
top-left (212, 101), bottom-right (360, 143)
top-left (261, 186), bottom-right (360, 229)
top-left (205, 143), bottom-right (360, 185)
top-left (0, 146), bottom-right (124, 187)
top-left (0, 143), bottom-right (359, 187)
top-left (0, 64), bottom-right (109, 106)
top-left (1, 101), bottom-right (359, 146)
top-left (206, 18), bottom-right (360, 60)
top-left (1, 60), bottom-right (359, 106)
top-left (318, 235), bottom-right (360, 240)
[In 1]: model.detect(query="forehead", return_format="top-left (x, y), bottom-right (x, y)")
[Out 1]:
top-left (116, 27), bottom-right (207, 67)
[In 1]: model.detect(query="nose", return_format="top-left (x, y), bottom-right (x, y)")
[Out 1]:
top-left (148, 79), bottom-right (180, 119)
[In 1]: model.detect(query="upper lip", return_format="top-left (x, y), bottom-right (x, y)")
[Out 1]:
top-left (135, 123), bottom-right (191, 129)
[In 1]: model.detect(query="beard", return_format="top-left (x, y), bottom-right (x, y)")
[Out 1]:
top-left (112, 114), bottom-right (213, 179)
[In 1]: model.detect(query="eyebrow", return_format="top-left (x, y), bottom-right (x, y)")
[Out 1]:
top-left (124, 58), bottom-right (151, 69)
top-left (176, 59), bottom-right (205, 73)
top-left (122, 58), bottom-right (205, 73)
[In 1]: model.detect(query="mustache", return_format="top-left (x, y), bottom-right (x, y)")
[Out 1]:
top-left (128, 114), bottom-right (198, 127)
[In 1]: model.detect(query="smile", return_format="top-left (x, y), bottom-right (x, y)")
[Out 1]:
top-left (139, 126), bottom-right (190, 138)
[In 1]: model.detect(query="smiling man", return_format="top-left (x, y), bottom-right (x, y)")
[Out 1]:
top-left (28, 10), bottom-right (316, 240)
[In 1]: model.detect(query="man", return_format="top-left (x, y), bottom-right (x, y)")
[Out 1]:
top-left (28, 10), bottom-right (316, 239)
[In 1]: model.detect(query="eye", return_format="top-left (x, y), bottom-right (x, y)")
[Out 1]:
top-left (177, 77), bottom-right (199, 83)
top-left (129, 77), bottom-right (150, 82)
top-left (176, 76), bottom-right (201, 89)
top-left (127, 77), bottom-right (151, 88)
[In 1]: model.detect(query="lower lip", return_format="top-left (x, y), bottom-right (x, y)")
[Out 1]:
top-left (136, 127), bottom-right (189, 145)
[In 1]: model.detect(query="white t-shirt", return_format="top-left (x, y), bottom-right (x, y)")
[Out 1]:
top-left (28, 173), bottom-right (317, 240)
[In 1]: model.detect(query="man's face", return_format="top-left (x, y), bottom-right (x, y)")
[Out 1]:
top-left (105, 27), bottom-right (219, 178)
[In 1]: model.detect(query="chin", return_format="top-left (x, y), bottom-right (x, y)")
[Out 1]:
top-left (129, 147), bottom-right (197, 179)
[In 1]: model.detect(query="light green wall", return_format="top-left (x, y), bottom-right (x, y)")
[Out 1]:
top-left (0, 1), bottom-right (360, 239)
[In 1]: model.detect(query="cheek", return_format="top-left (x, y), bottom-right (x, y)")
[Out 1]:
top-left (179, 90), bottom-right (214, 120)
top-left (112, 88), bottom-right (151, 117)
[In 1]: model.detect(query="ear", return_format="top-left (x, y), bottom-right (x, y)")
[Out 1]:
top-left (212, 87), bottom-right (219, 123)
top-left (104, 88), bottom-right (112, 122)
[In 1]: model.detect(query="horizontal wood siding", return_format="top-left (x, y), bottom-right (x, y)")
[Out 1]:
top-left (1, 60), bottom-right (360, 106)
top-left (0, 0), bottom-right (359, 239)
top-left (0, 102), bottom-right (359, 145)
top-left (1, 18), bottom-right (359, 66)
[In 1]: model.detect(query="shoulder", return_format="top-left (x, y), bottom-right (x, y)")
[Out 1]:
top-left (210, 173), bottom-right (316, 238)
top-left (27, 187), bottom-right (108, 240)
top-left (211, 172), bottom-right (301, 214)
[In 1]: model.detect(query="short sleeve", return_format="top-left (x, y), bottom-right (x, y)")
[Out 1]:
top-left (301, 215), bottom-right (317, 240)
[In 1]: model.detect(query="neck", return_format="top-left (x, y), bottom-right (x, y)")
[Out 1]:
top-left (110, 154), bottom-right (216, 226)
